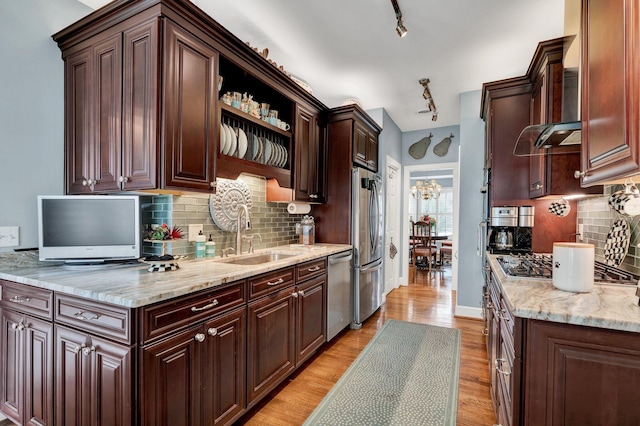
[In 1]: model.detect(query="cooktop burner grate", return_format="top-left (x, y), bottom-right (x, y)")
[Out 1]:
top-left (496, 253), bottom-right (639, 285)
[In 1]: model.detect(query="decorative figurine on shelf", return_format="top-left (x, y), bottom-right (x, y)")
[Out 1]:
top-left (142, 224), bottom-right (185, 272)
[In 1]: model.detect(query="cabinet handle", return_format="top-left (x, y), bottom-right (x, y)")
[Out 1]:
top-left (74, 311), bottom-right (100, 321)
top-left (309, 194), bottom-right (318, 199)
top-left (298, 290), bottom-right (305, 297)
top-left (194, 333), bottom-right (206, 342)
top-left (307, 266), bottom-right (321, 272)
top-left (207, 327), bottom-right (217, 337)
top-left (482, 329), bottom-right (489, 336)
top-left (367, 160), bottom-right (376, 166)
top-left (191, 299), bottom-right (219, 312)
top-left (356, 153), bottom-right (366, 160)
top-left (291, 291), bottom-right (298, 298)
top-left (495, 358), bottom-right (511, 376)
top-left (11, 321), bottom-right (25, 331)
top-left (8, 295), bottom-right (31, 304)
top-left (73, 342), bottom-right (94, 355)
top-left (82, 178), bottom-right (97, 191)
top-left (266, 278), bottom-right (284, 286)
top-left (73, 343), bottom-right (86, 354)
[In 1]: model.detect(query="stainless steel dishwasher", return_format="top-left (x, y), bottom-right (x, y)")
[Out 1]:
top-left (326, 250), bottom-right (353, 341)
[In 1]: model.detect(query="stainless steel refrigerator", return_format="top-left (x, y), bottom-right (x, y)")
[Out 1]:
top-left (351, 167), bottom-right (384, 329)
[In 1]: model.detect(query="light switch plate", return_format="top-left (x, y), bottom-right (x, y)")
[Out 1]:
top-left (578, 224), bottom-right (584, 241)
top-left (0, 226), bottom-right (20, 247)
top-left (188, 224), bottom-right (203, 242)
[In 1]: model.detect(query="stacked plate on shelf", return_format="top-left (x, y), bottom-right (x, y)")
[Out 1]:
top-left (219, 121), bottom-right (287, 167)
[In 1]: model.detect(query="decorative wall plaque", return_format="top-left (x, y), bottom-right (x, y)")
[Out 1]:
top-left (209, 179), bottom-right (253, 232)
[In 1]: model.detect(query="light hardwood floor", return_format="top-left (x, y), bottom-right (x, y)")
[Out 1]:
top-left (236, 267), bottom-right (497, 425)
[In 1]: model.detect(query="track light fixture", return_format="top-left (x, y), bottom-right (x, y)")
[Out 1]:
top-left (417, 78), bottom-right (438, 121)
top-left (391, 0), bottom-right (407, 38)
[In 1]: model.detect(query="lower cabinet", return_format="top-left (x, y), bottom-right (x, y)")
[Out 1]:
top-left (247, 266), bottom-right (326, 407)
top-left (55, 324), bottom-right (133, 426)
top-left (140, 305), bottom-right (246, 426)
top-left (0, 309), bottom-right (53, 426)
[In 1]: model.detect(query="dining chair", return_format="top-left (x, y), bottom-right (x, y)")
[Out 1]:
top-left (411, 221), bottom-right (437, 272)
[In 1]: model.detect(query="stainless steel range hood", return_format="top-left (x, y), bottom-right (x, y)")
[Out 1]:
top-left (514, 35), bottom-right (582, 157)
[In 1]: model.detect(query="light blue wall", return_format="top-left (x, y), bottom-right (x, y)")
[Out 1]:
top-left (0, 0), bottom-right (91, 252)
top-left (457, 90), bottom-right (486, 309)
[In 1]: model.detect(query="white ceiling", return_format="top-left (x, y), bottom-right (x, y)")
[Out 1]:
top-left (79, 0), bottom-right (566, 131)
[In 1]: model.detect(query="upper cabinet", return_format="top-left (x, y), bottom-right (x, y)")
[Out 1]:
top-left (578, 0), bottom-right (640, 186)
top-left (527, 38), bottom-right (601, 198)
top-left (53, 0), bottom-right (327, 195)
top-left (330, 104), bottom-right (381, 173)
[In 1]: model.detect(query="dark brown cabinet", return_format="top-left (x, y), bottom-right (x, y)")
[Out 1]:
top-left (162, 20), bottom-right (218, 192)
top-left (59, 17), bottom-right (159, 194)
top-left (351, 111), bottom-right (380, 172)
top-left (247, 262), bottom-right (326, 407)
top-left (579, 0), bottom-right (640, 186)
top-left (141, 305), bottom-right (246, 425)
top-left (294, 104), bottom-right (326, 203)
top-left (0, 310), bottom-right (53, 426)
top-left (55, 325), bottom-right (133, 426)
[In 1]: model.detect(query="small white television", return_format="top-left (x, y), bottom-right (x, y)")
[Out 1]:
top-left (38, 195), bottom-right (141, 263)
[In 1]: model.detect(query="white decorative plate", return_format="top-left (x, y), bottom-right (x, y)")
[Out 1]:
top-left (256, 136), bottom-right (264, 162)
top-left (251, 133), bottom-right (259, 160)
top-left (238, 129), bottom-right (248, 159)
top-left (209, 178), bottom-right (253, 232)
top-left (603, 219), bottom-right (630, 267)
top-left (223, 124), bottom-right (233, 155)
top-left (228, 126), bottom-right (237, 156)
top-left (279, 145), bottom-right (287, 167)
top-left (219, 124), bottom-right (227, 153)
top-left (264, 139), bottom-right (273, 165)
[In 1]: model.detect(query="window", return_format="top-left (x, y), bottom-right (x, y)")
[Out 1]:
top-left (409, 188), bottom-right (453, 236)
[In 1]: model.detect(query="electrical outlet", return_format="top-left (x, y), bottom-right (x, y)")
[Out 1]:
top-left (188, 224), bottom-right (203, 242)
top-left (0, 226), bottom-right (20, 248)
top-left (578, 224), bottom-right (584, 241)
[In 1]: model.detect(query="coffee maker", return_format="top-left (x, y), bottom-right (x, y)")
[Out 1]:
top-left (488, 206), bottom-right (534, 254)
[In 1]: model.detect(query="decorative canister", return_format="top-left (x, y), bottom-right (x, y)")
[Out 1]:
top-left (552, 242), bottom-right (594, 292)
top-left (299, 215), bottom-right (315, 245)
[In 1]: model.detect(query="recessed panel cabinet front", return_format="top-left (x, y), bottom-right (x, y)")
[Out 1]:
top-left (55, 324), bottom-right (132, 426)
top-left (163, 21), bottom-right (218, 192)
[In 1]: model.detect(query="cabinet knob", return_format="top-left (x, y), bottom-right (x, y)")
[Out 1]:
top-left (210, 181), bottom-right (217, 190)
top-left (534, 183), bottom-right (542, 190)
top-left (298, 290), bottom-right (305, 297)
top-left (291, 291), bottom-right (298, 298)
top-left (574, 170), bottom-right (588, 179)
top-left (207, 327), bottom-right (218, 337)
top-left (11, 321), bottom-right (25, 331)
top-left (73, 343), bottom-right (86, 354)
top-left (81, 345), bottom-right (96, 356)
top-left (118, 176), bottom-right (129, 183)
top-left (194, 333), bottom-right (206, 342)
top-left (82, 178), bottom-right (97, 191)
top-left (482, 329), bottom-right (489, 336)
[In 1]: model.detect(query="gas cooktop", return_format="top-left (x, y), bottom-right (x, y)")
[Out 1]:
top-left (496, 253), bottom-right (640, 286)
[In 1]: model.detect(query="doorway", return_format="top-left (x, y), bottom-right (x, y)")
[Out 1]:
top-left (384, 156), bottom-right (402, 295)
top-left (402, 162), bottom-right (459, 291)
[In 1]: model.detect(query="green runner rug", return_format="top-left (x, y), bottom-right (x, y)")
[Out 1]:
top-left (304, 319), bottom-right (461, 425)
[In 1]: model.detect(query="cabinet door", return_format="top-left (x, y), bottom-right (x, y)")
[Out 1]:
top-left (529, 76), bottom-right (546, 198)
top-left (295, 275), bottom-right (326, 365)
top-left (367, 131), bottom-right (378, 172)
top-left (55, 325), bottom-right (132, 426)
top-left (203, 307), bottom-right (246, 425)
top-left (353, 121), bottom-right (368, 168)
top-left (163, 20), bottom-right (218, 191)
top-left (294, 105), bottom-right (316, 201)
top-left (0, 310), bottom-right (53, 426)
top-left (121, 19), bottom-right (159, 191)
top-left (580, 0), bottom-right (640, 185)
top-left (247, 288), bottom-right (296, 405)
top-left (525, 320), bottom-right (640, 425)
top-left (141, 325), bottom-right (203, 426)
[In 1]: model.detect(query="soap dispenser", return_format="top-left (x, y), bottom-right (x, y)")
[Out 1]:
top-left (205, 234), bottom-right (216, 258)
top-left (195, 230), bottom-right (206, 258)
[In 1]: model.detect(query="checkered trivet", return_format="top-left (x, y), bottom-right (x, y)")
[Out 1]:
top-left (548, 200), bottom-right (570, 217)
top-left (146, 262), bottom-right (180, 272)
top-left (603, 219), bottom-right (630, 267)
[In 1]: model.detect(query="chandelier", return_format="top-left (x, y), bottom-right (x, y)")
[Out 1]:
top-left (411, 179), bottom-right (441, 200)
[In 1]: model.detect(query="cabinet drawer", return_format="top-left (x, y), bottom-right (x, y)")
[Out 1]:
top-left (0, 280), bottom-right (53, 319)
top-left (249, 267), bottom-right (295, 299)
top-left (295, 258), bottom-right (327, 282)
top-left (55, 294), bottom-right (133, 344)
top-left (141, 280), bottom-right (246, 343)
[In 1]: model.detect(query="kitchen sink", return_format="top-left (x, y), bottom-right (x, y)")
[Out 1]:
top-left (218, 252), bottom-right (300, 265)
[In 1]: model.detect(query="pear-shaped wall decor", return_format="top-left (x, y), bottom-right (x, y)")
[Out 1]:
top-left (433, 133), bottom-right (454, 157)
top-left (408, 133), bottom-right (433, 159)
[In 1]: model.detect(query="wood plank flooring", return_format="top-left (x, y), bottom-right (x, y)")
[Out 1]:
top-left (236, 267), bottom-right (496, 425)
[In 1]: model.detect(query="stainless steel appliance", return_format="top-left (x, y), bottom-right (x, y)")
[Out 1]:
top-left (326, 250), bottom-right (353, 341)
top-left (496, 253), bottom-right (639, 285)
top-left (351, 167), bottom-right (384, 329)
top-left (488, 206), bottom-right (534, 254)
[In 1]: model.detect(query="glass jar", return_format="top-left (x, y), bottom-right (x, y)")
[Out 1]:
top-left (299, 215), bottom-right (315, 245)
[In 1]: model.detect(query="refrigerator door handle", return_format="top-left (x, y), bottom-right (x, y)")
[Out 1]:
top-left (477, 221), bottom-right (487, 256)
top-left (369, 180), bottom-right (380, 253)
top-left (360, 258), bottom-right (383, 272)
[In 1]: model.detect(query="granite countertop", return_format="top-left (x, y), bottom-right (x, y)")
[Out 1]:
top-left (0, 244), bottom-right (352, 309)
top-left (487, 254), bottom-right (640, 333)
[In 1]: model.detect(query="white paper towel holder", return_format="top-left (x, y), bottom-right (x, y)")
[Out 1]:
top-left (287, 202), bottom-right (311, 215)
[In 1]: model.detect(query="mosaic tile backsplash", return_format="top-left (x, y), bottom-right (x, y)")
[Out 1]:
top-left (142, 175), bottom-right (300, 258)
top-left (577, 185), bottom-right (640, 276)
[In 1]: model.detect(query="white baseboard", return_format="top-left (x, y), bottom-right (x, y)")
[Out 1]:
top-left (455, 305), bottom-right (482, 319)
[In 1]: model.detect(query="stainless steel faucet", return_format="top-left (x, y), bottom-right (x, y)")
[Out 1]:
top-left (236, 204), bottom-right (251, 254)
